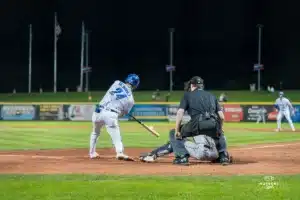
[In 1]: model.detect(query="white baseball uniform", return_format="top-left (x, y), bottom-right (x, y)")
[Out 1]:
top-left (89, 80), bottom-right (134, 157)
top-left (256, 107), bottom-right (266, 124)
top-left (148, 134), bottom-right (218, 161)
top-left (184, 135), bottom-right (218, 161)
top-left (275, 97), bottom-right (295, 131)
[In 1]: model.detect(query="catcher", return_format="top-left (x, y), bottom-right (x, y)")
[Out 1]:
top-left (140, 77), bottom-right (232, 166)
top-left (139, 128), bottom-right (232, 166)
top-left (140, 128), bottom-right (218, 165)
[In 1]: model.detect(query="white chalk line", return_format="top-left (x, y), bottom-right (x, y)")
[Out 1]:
top-left (0, 155), bottom-right (65, 160)
top-left (0, 142), bottom-right (299, 160)
top-left (237, 142), bottom-right (300, 150)
top-left (0, 154), bottom-right (112, 160)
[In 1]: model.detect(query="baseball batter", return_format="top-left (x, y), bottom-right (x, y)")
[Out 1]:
top-left (89, 74), bottom-right (140, 160)
top-left (274, 91), bottom-right (295, 132)
top-left (139, 129), bottom-right (218, 164)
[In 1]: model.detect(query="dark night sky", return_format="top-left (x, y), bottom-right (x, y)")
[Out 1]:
top-left (1, 0), bottom-right (300, 92)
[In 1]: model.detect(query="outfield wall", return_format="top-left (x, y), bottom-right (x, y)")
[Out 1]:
top-left (0, 102), bottom-right (299, 122)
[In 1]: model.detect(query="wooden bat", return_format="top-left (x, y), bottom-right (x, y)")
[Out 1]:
top-left (129, 114), bottom-right (160, 137)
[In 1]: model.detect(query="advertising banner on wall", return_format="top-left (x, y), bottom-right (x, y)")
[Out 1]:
top-left (167, 104), bottom-right (190, 122)
top-left (59, 104), bottom-right (129, 121)
top-left (39, 104), bottom-right (64, 120)
top-left (242, 105), bottom-right (278, 122)
top-left (66, 104), bottom-right (95, 121)
top-left (130, 104), bottom-right (168, 122)
top-left (290, 105), bottom-right (300, 122)
top-left (222, 104), bottom-right (244, 122)
top-left (2, 103), bottom-right (300, 123)
top-left (0, 105), bottom-right (37, 120)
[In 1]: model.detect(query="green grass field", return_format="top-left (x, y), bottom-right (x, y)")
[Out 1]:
top-left (0, 121), bottom-right (300, 199)
top-left (1, 122), bottom-right (300, 150)
top-left (1, 90), bottom-right (300, 102)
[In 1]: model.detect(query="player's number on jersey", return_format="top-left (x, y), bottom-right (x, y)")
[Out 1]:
top-left (110, 88), bottom-right (127, 100)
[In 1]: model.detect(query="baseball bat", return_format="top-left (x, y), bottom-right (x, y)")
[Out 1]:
top-left (128, 114), bottom-right (160, 137)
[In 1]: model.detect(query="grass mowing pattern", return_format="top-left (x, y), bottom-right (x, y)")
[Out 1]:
top-left (1, 90), bottom-right (300, 102)
top-left (1, 121), bottom-right (300, 199)
top-left (0, 175), bottom-right (299, 200)
top-left (1, 122), bottom-right (300, 150)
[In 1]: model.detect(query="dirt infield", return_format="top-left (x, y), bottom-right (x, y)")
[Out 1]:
top-left (0, 142), bottom-right (300, 176)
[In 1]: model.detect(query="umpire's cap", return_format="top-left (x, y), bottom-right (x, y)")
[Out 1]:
top-left (190, 76), bottom-right (204, 89)
top-left (190, 76), bottom-right (203, 84)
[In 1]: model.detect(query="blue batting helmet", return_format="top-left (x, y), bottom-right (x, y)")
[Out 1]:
top-left (125, 74), bottom-right (140, 89)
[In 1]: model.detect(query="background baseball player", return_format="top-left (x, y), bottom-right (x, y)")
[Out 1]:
top-left (89, 74), bottom-right (140, 160)
top-left (140, 129), bottom-right (219, 165)
top-left (274, 91), bottom-right (295, 132)
top-left (256, 106), bottom-right (266, 124)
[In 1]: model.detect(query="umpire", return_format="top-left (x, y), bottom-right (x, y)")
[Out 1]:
top-left (173, 76), bottom-right (230, 165)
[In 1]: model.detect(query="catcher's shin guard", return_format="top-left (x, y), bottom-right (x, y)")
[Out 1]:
top-left (151, 141), bottom-right (173, 157)
top-left (139, 141), bottom-right (173, 162)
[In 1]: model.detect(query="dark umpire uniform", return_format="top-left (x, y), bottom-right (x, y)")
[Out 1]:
top-left (171, 76), bottom-right (230, 165)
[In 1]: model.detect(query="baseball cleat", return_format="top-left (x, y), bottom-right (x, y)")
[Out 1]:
top-left (90, 152), bottom-right (100, 159)
top-left (172, 157), bottom-right (189, 166)
top-left (140, 154), bottom-right (157, 163)
top-left (275, 128), bottom-right (281, 132)
top-left (116, 153), bottom-right (134, 161)
top-left (220, 157), bottom-right (230, 166)
top-left (219, 152), bottom-right (231, 166)
top-left (212, 151), bottom-right (233, 166)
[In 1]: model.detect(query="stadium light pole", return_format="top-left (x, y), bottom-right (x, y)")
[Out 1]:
top-left (80, 21), bottom-right (85, 92)
top-left (28, 24), bottom-right (32, 94)
top-left (169, 28), bottom-right (175, 92)
top-left (85, 30), bottom-right (90, 92)
top-left (256, 24), bottom-right (264, 91)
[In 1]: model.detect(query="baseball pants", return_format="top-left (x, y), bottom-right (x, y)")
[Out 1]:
top-left (256, 114), bottom-right (266, 124)
top-left (89, 110), bottom-right (124, 156)
top-left (277, 110), bottom-right (295, 130)
top-left (217, 132), bottom-right (227, 153)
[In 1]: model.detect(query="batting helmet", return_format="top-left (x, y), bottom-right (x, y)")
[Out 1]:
top-left (125, 74), bottom-right (140, 89)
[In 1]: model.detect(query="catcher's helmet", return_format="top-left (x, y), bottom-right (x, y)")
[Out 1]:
top-left (125, 74), bottom-right (140, 89)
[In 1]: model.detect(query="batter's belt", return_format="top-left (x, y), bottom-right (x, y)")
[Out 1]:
top-left (95, 105), bottom-right (120, 114)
